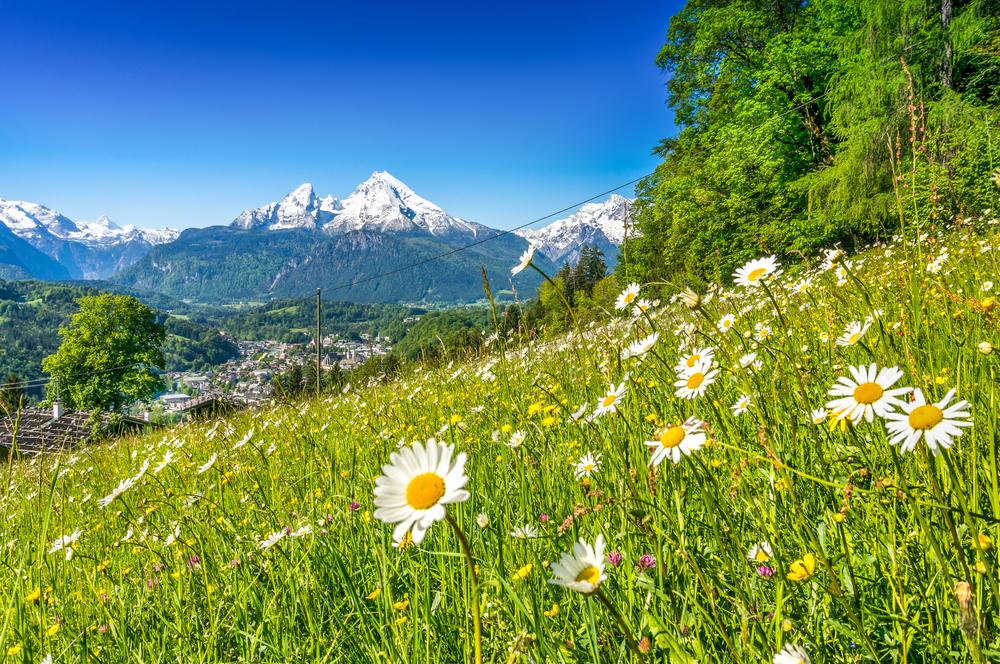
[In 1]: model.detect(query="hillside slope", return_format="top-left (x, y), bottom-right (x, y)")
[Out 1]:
top-left (3, 222), bottom-right (1000, 661)
top-left (112, 226), bottom-right (550, 304)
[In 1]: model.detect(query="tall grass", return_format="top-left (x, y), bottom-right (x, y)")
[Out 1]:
top-left (2, 216), bottom-right (1000, 662)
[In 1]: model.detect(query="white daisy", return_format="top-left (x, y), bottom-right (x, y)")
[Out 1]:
top-left (675, 346), bottom-right (715, 373)
top-left (738, 352), bottom-right (757, 370)
top-left (884, 388), bottom-right (972, 455)
top-left (717, 314), bottom-right (737, 333)
top-left (773, 643), bottom-right (811, 664)
top-left (592, 382), bottom-right (627, 417)
top-left (511, 245), bottom-right (535, 276)
top-left (825, 364), bottom-right (910, 424)
top-left (574, 451), bottom-right (601, 479)
top-left (748, 541), bottom-right (773, 563)
top-left (615, 283), bottom-right (641, 310)
top-left (548, 534), bottom-right (606, 595)
top-left (733, 255), bottom-right (779, 288)
top-left (674, 360), bottom-right (718, 399)
top-left (644, 417), bottom-right (706, 466)
top-left (508, 430), bottom-right (526, 448)
top-left (258, 530), bottom-right (286, 551)
top-left (372, 438), bottom-right (470, 544)
top-left (631, 298), bottom-right (654, 316)
top-left (621, 332), bottom-right (659, 360)
top-left (197, 453), bottom-right (217, 475)
top-left (731, 395), bottom-right (751, 416)
top-left (677, 287), bottom-right (700, 309)
top-left (48, 529), bottom-right (83, 560)
top-left (810, 408), bottom-right (827, 425)
top-left (836, 320), bottom-right (871, 347)
top-left (510, 524), bottom-right (540, 539)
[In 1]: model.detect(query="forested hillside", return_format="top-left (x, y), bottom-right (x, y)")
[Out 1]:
top-left (0, 281), bottom-right (238, 392)
top-left (626, 0), bottom-right (1000, 286)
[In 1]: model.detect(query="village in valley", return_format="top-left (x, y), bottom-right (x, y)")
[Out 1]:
top-left (155, 332), bottom-right (394, 415)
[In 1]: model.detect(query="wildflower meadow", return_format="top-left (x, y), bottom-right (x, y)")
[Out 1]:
top-left (4, 218), bottom-right (1000, 663)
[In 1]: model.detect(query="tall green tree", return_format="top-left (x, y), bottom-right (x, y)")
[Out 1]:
top-left (42, 294), bottom-right (166, 411)
top-left (626, 0), bottom-right (1000, 287)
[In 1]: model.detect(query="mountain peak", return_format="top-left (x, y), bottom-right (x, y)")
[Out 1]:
top-left (516, 194), bottom-right (634, 265)
top-left (91, 214), bottom-right (120, 230)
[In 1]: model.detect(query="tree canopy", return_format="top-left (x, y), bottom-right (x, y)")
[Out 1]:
top-left (625, 0), bottom-right (1000, 287)
top-left (42, 294), bottom-right (166, 411)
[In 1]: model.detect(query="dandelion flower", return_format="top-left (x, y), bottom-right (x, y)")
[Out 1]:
top-left (825, 364), bottom-right (910, 424)
top-left (511, 245), bottom-right (535, 276)
top-left (836, 320), bottom-right (871, 347)
top-left (615, 283), bottom-right (641, 310)
top-left (372, 438), bottom-right (470, 545)
top-left (645, 418), bottom-right (706, 466)
top-left (674, 360), bottom-right (718, 399)
top-left (883, 388), bottom-right (972, 455)
top-left (549, 534), bottom-right (606, 595)
top-left (733, 256), bottom-right (779, 288)
top-left (574, 451), bottom-right (601, 479)
top-left (773, 643), bottom-right (811, 664)
top-left (592, 382), bottom-right (627, 417)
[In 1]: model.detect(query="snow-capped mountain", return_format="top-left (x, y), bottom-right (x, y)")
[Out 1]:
top-left (0, 198), bottom-right (179, 279)
top-left (232, 172), bottom-right (489, 241)
top-left (516, 194), bottom-right (633, 265)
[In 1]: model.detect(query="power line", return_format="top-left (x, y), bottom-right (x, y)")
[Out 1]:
top-left (313, 37), bottom-right (932, 297)
top-left (1, 362), bottom-right (154, 390)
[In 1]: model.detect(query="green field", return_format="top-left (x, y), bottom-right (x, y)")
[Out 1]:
top-left (2, 221), bottom-right (1000, 662)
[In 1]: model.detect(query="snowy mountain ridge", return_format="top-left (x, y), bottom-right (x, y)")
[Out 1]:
top-left (516, 193), bottom-right (633, 265)
top-left (0, 198), bottom-right (179, 279)
top-left (232, 172), bottom-right (488, 240)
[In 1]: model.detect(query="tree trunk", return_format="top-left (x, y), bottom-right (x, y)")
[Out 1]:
top-left (941, 0), bottom-right (953, 90)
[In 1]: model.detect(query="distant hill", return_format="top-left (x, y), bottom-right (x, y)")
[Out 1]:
top-left (0, 280), bottom-right (238, 395)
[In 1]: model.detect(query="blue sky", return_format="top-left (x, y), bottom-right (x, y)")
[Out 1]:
top-left (0, 0), bottom-right (681, 231)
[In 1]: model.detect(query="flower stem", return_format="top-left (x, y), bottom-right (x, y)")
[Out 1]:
top-left (595, 588), bottom-right (644, 658)
top-left (447, 513), bottom-right (482, 664)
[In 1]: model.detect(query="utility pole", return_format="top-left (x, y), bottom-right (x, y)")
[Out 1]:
top-left (315, 288), bottom-right (322, 398)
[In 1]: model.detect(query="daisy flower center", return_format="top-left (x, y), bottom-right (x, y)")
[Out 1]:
top-left (852, 382), bottom-right (884, 404)
top-left (908, 404), bottom-right (944, 430)
top-left (575, 565), bottom-right (601, 585)
top-left (660, 426), bottom-right (686, 448)
top-left (601, 394), bottom-right (617, 408)
top-left (686, 355), bottom-right (700, 367)
top-left (583, 464), bottom-right (594, 472)
top-left (405, 473), bottom-right (446, 510)
top-left (849, 333), bottom-right (860, 343)
top-left (686, 372), bottom-right (705, 389)
top-left (754, 550), bottom-right (769, 563)
top-left (747, 267), bottom-right (767, 281)
top-left (624, 292), bottom-right (636, 304)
